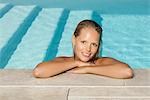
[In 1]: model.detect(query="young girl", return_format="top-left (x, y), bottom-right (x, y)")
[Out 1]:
top-left (33, 20), bottom-right (134, 79)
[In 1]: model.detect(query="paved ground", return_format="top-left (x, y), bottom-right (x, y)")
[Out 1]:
top-left (0, 69), bottom-right (150, 100)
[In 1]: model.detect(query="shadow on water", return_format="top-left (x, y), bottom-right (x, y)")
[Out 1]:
top-left (43, 9), bottom-right (70, 61)
top-left (92, 11), bottom-right (103, 57)
top-left (0, 6), bottom-right (42, 68)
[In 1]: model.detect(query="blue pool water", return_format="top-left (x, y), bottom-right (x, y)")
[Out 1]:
top-left (0, 1), bottom-right (150, 69)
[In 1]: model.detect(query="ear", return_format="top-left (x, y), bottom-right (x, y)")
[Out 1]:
top-left (72, 34), bottom-right (76, 48)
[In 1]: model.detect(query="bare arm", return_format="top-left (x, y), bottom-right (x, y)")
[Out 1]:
top-left (87, 63), bottom-right (133, 79)
top-left (33, 57), bottom-right (77, 78)
top-left (68, 58), bottom-right (134, 79)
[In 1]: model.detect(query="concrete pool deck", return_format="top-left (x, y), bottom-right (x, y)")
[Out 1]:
top-left (0, 69), bottom-right (150, 100)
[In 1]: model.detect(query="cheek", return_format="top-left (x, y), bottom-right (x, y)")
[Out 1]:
top-left (74, 43), bottom-right (84, 56)
top-left (92, 47), bottom-right (99, 53)
top-left (75, 43), bottom-right (84, 51)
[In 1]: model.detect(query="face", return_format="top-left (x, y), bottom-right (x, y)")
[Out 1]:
top-left (73, 27), bottom-right (100, 62)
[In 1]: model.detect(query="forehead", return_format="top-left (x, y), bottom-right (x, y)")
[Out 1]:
top-left (77, 27), bottom-right (100, 41)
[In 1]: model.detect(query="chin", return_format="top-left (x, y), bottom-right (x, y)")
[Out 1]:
top-left (75, 53), bottom-right (94, 62)
top-left (80, 59), bottom-right (89, 62)
top-left (79, 57), bottom-right (91, 62)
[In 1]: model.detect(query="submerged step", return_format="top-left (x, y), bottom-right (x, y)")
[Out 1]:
top-left (5, 8), bottom-right (68, 69)
top-left (0, 5), bottom-right (41, 68)
top-left (0, 5), bottom-right (36, 49)
top-left (0, 3), bottom-right (7, 9)
top-left (0, 3), bottom-right (13, 18)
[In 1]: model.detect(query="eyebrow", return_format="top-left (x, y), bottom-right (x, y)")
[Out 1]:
top-left (92, 42), bottom-right (99, 44)
top-left (81, 40), bottom-right (98, 44)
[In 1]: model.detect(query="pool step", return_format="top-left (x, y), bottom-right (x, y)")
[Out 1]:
top-left (5, 8), bottom-right (69, 69)
top-left (0, 87), bottom-right (68, 100)
top-left (0, 5), bottom-right (41, 68)
top-left (0, 69), bottom-right (149, 100)
top-left (0, 3), bottom-right (13, 18)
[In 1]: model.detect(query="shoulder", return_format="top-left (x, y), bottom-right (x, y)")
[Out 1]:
top-left (95, 57), bottom-right (125, 65)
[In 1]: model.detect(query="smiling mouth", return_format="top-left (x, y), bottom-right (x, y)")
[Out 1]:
top-left (81, 52), bottom-right (91, 58)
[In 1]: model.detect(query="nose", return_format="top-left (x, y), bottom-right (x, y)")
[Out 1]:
top-left (86, 44), bottom-right (91, 52)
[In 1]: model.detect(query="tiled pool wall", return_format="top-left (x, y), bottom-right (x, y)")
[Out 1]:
top-left (0, 3), bottom-right (150, 69)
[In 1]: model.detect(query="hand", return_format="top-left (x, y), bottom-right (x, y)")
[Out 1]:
top-left (67, 66), bottom-right (90, 74)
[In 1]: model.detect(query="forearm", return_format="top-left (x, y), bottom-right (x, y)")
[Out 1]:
top-left (33, 60), bottom-right (77, 78)
top-left (87, 63), bottom-right (133, 79)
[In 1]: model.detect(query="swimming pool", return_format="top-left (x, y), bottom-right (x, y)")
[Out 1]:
top-left (0, 0), bottom-right (150, 69)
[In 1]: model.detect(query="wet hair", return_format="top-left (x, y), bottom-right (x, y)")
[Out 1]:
top-left (73, 19), bottom-right (103, 62)
top-left (74, 19), bottom-right (102, 41)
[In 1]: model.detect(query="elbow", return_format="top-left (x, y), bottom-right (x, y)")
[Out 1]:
top-left (33, 63), bottom-right (47, 78)
top-left (122, 65), bottom-right (134, 79)
top-left (33, 68), bottom-right (41, 78)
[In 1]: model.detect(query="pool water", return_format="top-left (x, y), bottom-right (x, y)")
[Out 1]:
top-left (0, 1), bottom-right (150, 69)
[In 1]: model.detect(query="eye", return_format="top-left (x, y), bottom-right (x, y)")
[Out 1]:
top-left (92, 43), bottom-right (98, 47)
top-left (81, 41), bottom-right (86, 44)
